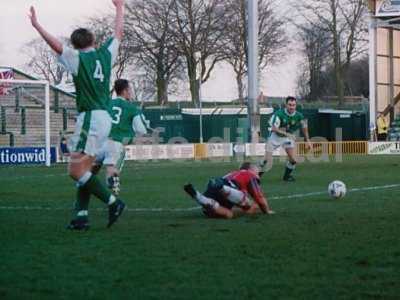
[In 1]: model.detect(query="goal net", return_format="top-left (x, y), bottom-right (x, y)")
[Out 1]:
top-left (0, 79), bottom-right (53, 166)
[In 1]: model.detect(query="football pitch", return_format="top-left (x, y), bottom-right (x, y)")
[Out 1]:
top-left (0, 155), bottom-right (399, 299)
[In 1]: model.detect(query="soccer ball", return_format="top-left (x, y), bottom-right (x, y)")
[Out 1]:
top-left (328, 180), bottom-right (346, 199)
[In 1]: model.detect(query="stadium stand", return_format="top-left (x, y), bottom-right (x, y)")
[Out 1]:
top-left (388, 116), bottom-right (400, 141)
top-left (0, 67), bottom-right (76, 147)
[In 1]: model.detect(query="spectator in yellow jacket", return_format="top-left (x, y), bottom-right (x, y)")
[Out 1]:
top-left (376, 112), bottom-right (389, 141)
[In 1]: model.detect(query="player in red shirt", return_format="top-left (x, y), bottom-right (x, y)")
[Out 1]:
top-left (183, 162), bottom-right (275, 219)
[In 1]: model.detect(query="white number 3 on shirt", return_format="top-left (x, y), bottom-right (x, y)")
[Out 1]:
top-left (112, 106), bottom-right (122, 124)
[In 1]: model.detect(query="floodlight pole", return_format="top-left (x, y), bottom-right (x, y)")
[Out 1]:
top-left (368, 14), bottom-right (377, 141)
top-left (198, 53), bottom-right (204, 143)
top-left (247, 0), bottom-right (260, 143)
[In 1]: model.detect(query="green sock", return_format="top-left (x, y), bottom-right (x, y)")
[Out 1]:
top-left (73, 186), bottom-right (90, 220)
top-left (76, 185), bottom-right (90, 211)
top-left (83, 175), bottom-right (114, 205)
top-left (283, 167), bottom-right (293, 179)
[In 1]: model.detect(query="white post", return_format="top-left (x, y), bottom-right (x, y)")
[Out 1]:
top-left (369, 14), bottom-right (377, 141)
top-left (197, 53), bottom-right (204, 143)
top-left (247, 0), bottom-right (259, 143)
top-left (45, 82), bottom-right (51, 167)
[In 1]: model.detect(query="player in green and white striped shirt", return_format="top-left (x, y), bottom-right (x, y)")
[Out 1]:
top-left (260, 96), bottom-right (312, 181)
top-left (94, 79), bottom-right (149, 195)
top-left (29, 0), bottom-right (126, 230)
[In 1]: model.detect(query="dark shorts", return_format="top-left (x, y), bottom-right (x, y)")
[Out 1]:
top-left (377, 133), bottom-right (387, 141)
top-left (201, 177), bottom-right (238, 217)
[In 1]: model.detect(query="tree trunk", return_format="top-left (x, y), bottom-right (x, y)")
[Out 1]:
top-left (334, 62), bottom-right (345, 106)
top-left (309, 63), bottom-right (315, 101)
top-left (156, 55), bottom-right (169, 105)
top-left (236, 74), bottom-right (245, 104)
top-left (331, 0), bottom-right (344, 106)
top-left (156, 75), bottom-right (168, 105)
top-left (187, 56), bottom-right (199, 104)
top-left (333, 32), bottom-right (344, 106)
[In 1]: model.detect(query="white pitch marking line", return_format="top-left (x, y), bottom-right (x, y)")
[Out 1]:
top-left (0, 183), bottom-right (400, 212)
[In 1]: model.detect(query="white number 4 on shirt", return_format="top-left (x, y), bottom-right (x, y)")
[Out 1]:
top-left (93, 60), bottom-right (104, 82)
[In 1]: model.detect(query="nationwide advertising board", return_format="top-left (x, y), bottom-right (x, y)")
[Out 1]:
top-left (0, 147), bottom-right (57, 165)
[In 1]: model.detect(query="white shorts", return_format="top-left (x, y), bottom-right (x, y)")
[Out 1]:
top-left (96, 139), bottom-right (126, 171)
top-left (68, 110), bottom-right (112, 157)
top-left (266, 132), bottom-right (295, 152)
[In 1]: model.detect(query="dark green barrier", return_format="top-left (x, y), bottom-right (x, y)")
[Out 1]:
top-left (9, 132), bottom-right (14, 147)
top-left (1, 107), bottom-right (5, 134)
top-left (140, 107), bottom-right (368, 143)
top-left (62, 108), bottom-right (68, 131)
top-left (54, 90), bottom-right (59, 113)
top-left (142, 108), bottom-right (184, 143)
top-left (15, 88), bottom-right (20, 112)
top-left (21, 107), bottom-right (26, 135)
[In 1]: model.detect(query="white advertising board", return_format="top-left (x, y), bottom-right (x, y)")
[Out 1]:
top-left (207, 143), bottom-right (233, 157)
top-left (368, 142), bottom-right (400, 155)
top-left (245, 143), bottom-right (284, 156)
top-left (125, 144), bottom-right (195, 160)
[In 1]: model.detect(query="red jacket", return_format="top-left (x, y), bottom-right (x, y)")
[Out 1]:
top-left (224, 169), bottom-right (267, 212)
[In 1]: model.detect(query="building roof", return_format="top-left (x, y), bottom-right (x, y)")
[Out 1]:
top-left (0, 66), bottom-right (76, 98)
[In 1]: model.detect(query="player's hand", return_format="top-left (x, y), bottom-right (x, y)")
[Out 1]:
top-left (112, 0), bottom-right (125, 7)
top-left (28, 6), bottom-right (39, 28)
top-left (305, 141), bottom-right (313, 151)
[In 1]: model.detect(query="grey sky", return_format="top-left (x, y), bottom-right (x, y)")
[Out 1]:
top-left (0, 0), bottom-right (298, 100)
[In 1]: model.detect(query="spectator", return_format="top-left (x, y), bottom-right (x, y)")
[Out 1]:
top-left (59, 132), bottom-right (70, 162)
top-left (376, 112), bottom-right (389, 141)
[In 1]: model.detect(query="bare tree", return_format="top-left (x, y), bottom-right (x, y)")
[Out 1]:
top-left (22, 38), bottom-right (69, 85)
top-left (293, 0), bottom-right (368, 104)
top-left (305, 54), bottom-right (369, 98)
top-left (222, 0), bottom-right (287, 103)
top-left (170, 0), bottom-right (226, 103)
top-left (130, 70), bottom-right (157, 103)
top-left (125, 0), bottom-right (184, 104)
top-left (296, 22), bottom-right (332, 100)
top-left (87, 1), bottom-right (184, 104)
top-left (86, 14), bottom-right (134, 79)
top-left (343, 54), bottom-right (369, 97)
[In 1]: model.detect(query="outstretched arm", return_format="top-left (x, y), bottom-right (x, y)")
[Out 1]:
top-left (112, 0), bottom-right (125, 41)
top-left (270, 115), bottom-right (295, 140)
top-left (301, 120), bottom-right (312, 150)
top-left (247, 178), bottom-right (274, 215)
top-left (28, 6), bottom-right (63, 55)
top-left (132, 115), bottom-right (147, 135)
top-left (271, 126), bottom-right (296, 140)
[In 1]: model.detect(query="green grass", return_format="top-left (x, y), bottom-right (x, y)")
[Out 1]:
top-left (0, 156), bottom-right (399, 300)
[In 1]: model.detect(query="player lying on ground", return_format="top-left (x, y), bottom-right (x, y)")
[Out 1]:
top-left (259, 96), bottom-right (312, 182)
top-left (29, 0), bottom-right (126, 230)
top-left (93, 79), bottom-right (149, 195)
top-left (184, 162), bottom-right (275, 219)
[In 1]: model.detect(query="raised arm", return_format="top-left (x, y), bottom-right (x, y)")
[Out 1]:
top-left (28, 6), bottom-right (63, 55)
top-left (112, 0), bottom-right (125, 41)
